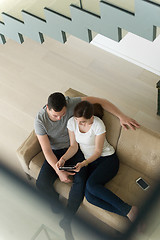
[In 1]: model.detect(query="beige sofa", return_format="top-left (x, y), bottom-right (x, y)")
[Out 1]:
top-left (16, 88), bottom-right (160, 232)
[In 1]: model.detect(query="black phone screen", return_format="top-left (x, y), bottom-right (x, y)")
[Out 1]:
top-left (137, 178), bottom-right (149, 189)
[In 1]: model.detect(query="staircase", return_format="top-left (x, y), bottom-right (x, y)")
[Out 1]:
top-left (0, 0), bottom-right (160, 44)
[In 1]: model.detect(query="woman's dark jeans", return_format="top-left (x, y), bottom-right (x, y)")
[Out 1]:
top-left (85, 153), bottom-right (131, 216)
top-left (36, 148), bottom-right (88, 219)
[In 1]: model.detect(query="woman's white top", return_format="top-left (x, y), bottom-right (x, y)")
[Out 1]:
top-left (67, 116), bottom-right (115, 159)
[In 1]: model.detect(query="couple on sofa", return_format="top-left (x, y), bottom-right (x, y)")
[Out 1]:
top-left (34, 92), bottom-right (139, 232)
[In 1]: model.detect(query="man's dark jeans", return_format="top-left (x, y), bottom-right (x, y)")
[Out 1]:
top-left (36, 148), bottom-right (88, 219)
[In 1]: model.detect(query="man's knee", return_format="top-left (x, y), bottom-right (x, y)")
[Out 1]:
top-left (36, 175), bottom-right (52, 191)
top-left (36, 177), bottom-right (45, 191)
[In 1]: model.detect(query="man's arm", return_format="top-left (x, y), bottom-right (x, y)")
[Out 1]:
top-left (81, 96), bottom-right (140, 130)
top-left (36, 134), bottom-right (75, 182)
top-left (37, 134), bottom-right (58, 170)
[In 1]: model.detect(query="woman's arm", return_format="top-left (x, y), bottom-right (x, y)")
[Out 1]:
top-left (56, 130), bottom-right (79, 168)
top-left (82, 96), bottom-right (140, 130)
top-left (74, 133), bottom-right (106, 172)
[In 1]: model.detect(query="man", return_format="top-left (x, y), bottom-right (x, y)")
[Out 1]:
top-left (34, 92), bottom-right (139, 223)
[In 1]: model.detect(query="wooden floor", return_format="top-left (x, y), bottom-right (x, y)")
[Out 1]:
top-left (0, 35), bottom-right (159, 178)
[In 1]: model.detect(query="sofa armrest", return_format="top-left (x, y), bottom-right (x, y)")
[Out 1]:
top-left (16, 130), bottom-right (42, 174)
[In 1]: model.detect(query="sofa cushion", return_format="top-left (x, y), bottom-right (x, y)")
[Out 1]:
top-left (117, 126), bottom-right (160, 180)
top-left (83, 163), bottom-right (153, 232)
top-left (105, 163), bottom-right (153, 206)
top-left (29, 152), bottom-right (45, 179)
top-left (82, 198), bottom-right (129, 233)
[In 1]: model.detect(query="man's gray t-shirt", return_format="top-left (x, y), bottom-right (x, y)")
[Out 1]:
top-left (34, 97), bottom-right (81, 150)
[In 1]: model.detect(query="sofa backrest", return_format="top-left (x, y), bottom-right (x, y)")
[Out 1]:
top-left (65, 88), bottom-right (121, 149)
top-left (116, 126), bottom-right (160, 180)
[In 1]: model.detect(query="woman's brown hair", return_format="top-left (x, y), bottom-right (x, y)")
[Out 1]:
top-left (74, 101), bottom-right (104, 119)
top-left (93, 103), bottom-right (104, 119)
top-left (74, 101), bottom-right (93, 119)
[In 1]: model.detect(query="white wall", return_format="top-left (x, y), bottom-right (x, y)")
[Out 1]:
top-left (91, 32), bottom-right (160, 76)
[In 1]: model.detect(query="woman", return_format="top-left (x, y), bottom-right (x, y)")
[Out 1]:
top-left (57, 101), bottom-right (138, 222)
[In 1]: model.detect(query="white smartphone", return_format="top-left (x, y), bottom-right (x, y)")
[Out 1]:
top-left (136, 177), bottom-right (150, 190)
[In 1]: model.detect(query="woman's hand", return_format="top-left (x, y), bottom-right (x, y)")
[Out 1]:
top-left (74, 161), bottom-right (86, 172)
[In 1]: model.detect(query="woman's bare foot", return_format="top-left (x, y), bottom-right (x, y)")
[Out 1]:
top-left (128, 206), bottom-right (146, 233)
top-left (127, 206), bottom-right (138, 222)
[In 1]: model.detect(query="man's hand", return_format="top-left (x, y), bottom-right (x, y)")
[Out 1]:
top-left (81, 97), bottom-right (140, 130)
top-left (56, 157), bottom-right (65, 169)
top-left (56, 168), bottom-right (75, 183)
top-left (120, 114), bottom-right (140, 130)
